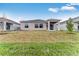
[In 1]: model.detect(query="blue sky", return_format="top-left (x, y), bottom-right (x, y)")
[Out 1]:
top-left (0, 3), bottom-right (79, 22)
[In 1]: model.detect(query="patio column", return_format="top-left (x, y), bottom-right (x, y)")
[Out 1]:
top-left (48, 21), bottom-right (50, 31)
top-left (3, 22), bottom-right (6, 31)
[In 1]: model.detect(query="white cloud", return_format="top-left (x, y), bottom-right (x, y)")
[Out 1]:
top-left (48, 8), bottom-right (59, 13)
top-left (69, 3), bottom-right (79, 5)
top-left (48, 4), bottom-right (77, 13)
top-left (61, 5), bottom-right (77, 11)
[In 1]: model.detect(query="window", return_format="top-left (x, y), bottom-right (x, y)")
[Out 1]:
top-left (39, 24), bottom-right (43, 28)
top-left (0, 22), bottom-right (3, 25)
top-left (35, 24), bottom-right (43, 28)
top-left (25, 24), bottom-right (29, 28)
top-left (35, 24), bottom-right (38, 28)
top-left (78, 26), bottom-right (79, 30)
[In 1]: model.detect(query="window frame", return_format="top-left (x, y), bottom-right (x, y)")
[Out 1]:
top-left (35, 24), bottom-right (39, 28)
top-left (25, 24), bottom-right (29, 28)
top-left (39, 24), bottom-right (43, 28)
top-left (35, 23), bottom-right (43, 28)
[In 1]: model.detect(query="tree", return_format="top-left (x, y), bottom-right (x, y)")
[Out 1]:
top-left (66, 18), bottom-right (74, 33)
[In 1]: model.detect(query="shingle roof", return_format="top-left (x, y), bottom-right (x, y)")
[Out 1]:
top-left (59, 16), bottom-right (79, 24)
top-left (20, 19), bottom-right (60, 23)
top-left (72, 16), bottom-right (79, 20)
top-left (0, 17), bottom-right (20, 25)
top-left (47, 19), bottom-right (60, 22)
top-left (20, 19), bottom-right (46, 23)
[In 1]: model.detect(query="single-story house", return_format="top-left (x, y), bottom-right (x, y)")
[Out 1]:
top-left (20, 19), bottom-right (60, 31)
top-left (0, 17), bottom-right (20, 31)
top-left (56, 16), bottom-right (79, 31)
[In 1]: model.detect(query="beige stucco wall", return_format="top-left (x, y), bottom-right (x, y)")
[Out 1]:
top-left (59, 22), bottom-right (67, 30)
top-left (20, 22), bottom-right (47, 30)
top-left (56, 22), bottom-right (79, 31)
top-left (54, 23), bottom-right (59, 31)
top-left (0, 22), bottom-right (4, 31)
top-left (10, 24), bottom-right (20, 30)
top-left (54, 22), bottom-right (67, 31)
top-left (74, 23), bottom-right (79, 31)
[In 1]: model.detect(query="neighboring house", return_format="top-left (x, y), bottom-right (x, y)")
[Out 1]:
top-left (56, 16), bottom-right (79, 31)
top-left (0, 17), bottom-right (20, 31)
top-left (20, 19), bottom-right (60, 31)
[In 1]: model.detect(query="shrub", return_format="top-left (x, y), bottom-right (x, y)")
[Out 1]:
top-left (66, 18), bottom-right (74, 33)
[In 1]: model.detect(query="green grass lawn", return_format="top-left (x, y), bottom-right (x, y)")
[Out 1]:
top-left (0, 31), bottom-right (79, 56)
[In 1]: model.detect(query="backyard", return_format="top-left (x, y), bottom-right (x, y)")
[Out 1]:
top-left (0, 31), bottom-right (79, 56)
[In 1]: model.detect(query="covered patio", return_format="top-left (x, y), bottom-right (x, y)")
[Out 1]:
top-left (47, 19), bottom-right (60, 31)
